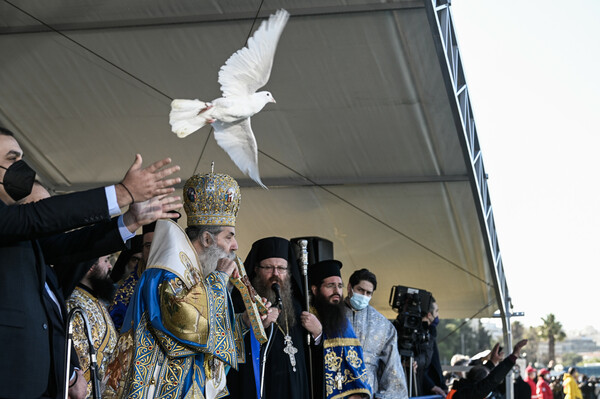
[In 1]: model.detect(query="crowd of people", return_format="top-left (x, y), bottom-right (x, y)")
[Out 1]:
top-left (4, 126), bottom-right (598, 399)
top-left (2, 126), bottom-right (414, 399)
top-left (443, 348), bottom-right (600, 399)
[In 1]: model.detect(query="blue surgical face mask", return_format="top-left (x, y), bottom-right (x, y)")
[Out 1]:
top-left (430, 316), bottom-right (440, 327)
top-left (349, 292), bottom-right (371, 310)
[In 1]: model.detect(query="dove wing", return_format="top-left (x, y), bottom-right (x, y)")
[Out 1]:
top-left (218, 9), bottom-right (289, 98)
top-left (212, 118), bottom-right (267, 188)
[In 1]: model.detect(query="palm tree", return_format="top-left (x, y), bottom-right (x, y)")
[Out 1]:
top-left (538, 313), bottom-right (566, 362)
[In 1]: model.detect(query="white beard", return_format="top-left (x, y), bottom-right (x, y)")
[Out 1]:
top-left (199, 242), bottom-right (234, 275)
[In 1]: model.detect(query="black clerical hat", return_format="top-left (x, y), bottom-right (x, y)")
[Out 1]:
top-left (255, 236), bottom-right (289, 262)
top-left (244, 236), bottom-right (303, 300)
top-left (308, 259), bottom-right (343, 286)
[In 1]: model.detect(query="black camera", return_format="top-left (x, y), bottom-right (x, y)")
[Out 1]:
top-left (389, 285), bottom-right (433, 357)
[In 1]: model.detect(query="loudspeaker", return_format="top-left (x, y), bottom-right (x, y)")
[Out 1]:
top-left (290, 236), bottom-right (334, 265)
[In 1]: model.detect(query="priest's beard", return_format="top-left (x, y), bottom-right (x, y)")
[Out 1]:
top-left (313, 292), bottom-right (347, 337)
top-left (199, 241), bottom-right (234, 275)
top-left (252, 274), bottom-right (296, 328)
top-left (88, 269), bottom-right (116, 302)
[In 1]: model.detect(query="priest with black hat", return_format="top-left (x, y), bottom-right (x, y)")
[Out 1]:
top-left (227, 236), bottom-right (313, 399)
top-left (308, 259), bottom-right (372, 399)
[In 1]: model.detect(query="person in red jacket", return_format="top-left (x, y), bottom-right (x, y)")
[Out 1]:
top-left (536, 368), bottom-right (553, 399)
top-left (525, 366), bottom-right (537, 398)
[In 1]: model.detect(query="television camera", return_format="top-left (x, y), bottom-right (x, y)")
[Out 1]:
top-left (389, 285), bottom-right (433, 357)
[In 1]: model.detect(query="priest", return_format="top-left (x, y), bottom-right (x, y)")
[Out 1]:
top-left (105, 172), bottom-right (249, 399)
top-left (308, 259), bottom-right (372, 399)
top-left (227, 236), bottom-right (312, 399)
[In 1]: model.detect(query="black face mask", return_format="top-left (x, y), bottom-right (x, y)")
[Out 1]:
top-left (0, 160), bottom-right (36, 201)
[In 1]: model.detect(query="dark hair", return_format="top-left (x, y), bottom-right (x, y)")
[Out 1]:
top-left (348, 268), bottom-right (377, 291)
top-left (466, 365), bottom-right (489, 382)
top-left (429, 295), bottom-right (437, 313)
top-left (568, 367), bottom-right (577, 375)
top-left (185, 225), bottom-right (223, 243)
top-left (0, 127), bottom-right (15, 136)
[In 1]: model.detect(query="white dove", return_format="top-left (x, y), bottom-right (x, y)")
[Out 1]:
top-left (169, 9), bottom-right (290, 189)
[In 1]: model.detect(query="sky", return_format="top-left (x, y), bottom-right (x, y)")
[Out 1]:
top-left (449, 1), bottom-right (600, 334)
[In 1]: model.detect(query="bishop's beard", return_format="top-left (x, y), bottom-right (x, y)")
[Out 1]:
top-left (252, 273), bottom-right (297, 328)
top-left (312, 292), bottom-right (348, 338)
top-left (199, 242), bottom-right (234, 276)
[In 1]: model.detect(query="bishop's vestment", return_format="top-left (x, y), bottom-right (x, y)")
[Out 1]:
top-left (105, 220), bottom-right (244, 399)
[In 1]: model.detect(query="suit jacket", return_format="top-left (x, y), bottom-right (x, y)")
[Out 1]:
top-left (0, 187), bottom-right (127, 399)
top-left (419, 325), bottom-right (447, 395)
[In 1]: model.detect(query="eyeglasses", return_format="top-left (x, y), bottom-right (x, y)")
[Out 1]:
top-left (256, 265), bottom-right (288, 273)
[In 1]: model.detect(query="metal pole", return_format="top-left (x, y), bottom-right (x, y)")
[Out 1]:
top-left (300, 240), bottom-right (315, 399)
top-left (64, 307), bottom-right (101, 399)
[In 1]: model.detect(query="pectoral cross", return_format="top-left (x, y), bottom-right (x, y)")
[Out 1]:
top-left (283, 334), bottom-right (298, 372)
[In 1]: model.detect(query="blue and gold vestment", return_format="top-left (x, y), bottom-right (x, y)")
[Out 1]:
top-left (109, 263), bottom-right (142, 331)
top-left (323, 323), bottom-right (372, 399)
top-left (105, 220), bottom-right (244, 399)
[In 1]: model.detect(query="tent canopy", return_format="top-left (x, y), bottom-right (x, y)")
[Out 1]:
top-left (0, 0), bottom-right (507, 321)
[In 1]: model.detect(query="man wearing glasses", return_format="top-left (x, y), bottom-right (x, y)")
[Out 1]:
top-left (227, 236), bottom-right (313, 399)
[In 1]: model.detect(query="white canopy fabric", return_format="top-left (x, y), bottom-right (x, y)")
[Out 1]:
top-left (0, 0), bottom-right (507, 321)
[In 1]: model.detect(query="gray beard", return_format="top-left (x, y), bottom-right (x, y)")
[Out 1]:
top-left (252, 273), bottom-right (297, 328)
top-left (198, 242), bottom-right (233, 275)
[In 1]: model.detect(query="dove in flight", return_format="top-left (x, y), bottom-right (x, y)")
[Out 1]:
top-left (169, 9), bottom-right (290, 189)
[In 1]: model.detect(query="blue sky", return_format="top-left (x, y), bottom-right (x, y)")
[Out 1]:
top-left (450, 0), bottom-right (600, 333)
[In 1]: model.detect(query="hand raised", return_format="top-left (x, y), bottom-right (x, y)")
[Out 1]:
top-left (490, 343), bottom-right (503, 365)
top-left (118, 154), bottom-right (181, 206)
top-left (122, 195), bottom-right (182, 233)
top-left (512, 339), bottom-right (527, 357)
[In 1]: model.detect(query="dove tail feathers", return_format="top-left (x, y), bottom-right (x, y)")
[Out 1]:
top-left (169, 99), bottom-right (213, 138)
top-left (250, 172), bottom-right (268, 189)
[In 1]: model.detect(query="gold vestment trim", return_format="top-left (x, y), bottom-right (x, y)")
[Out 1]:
top-left (323, 337), bottom-right (361, 348)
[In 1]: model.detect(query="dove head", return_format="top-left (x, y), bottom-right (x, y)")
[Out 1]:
top-left (256, 91), bottom-right (276, 105)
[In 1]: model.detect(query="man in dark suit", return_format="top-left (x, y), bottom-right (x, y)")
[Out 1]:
top-left (415, 297), bottom-right (448, 397)
top-left (0, 127), bottom-right (181, 399)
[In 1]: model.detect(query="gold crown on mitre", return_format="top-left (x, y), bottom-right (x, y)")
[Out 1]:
top-left (183, 171), bottom-right (241, 227)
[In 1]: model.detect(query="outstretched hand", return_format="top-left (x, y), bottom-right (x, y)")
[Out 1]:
top-left (512, 339), bottom-right (527, 357)
top-left (122, 194), bottom-right (182, 233)
top-left (117, 154), bottom-right (181, 207)
top-left (490, 343), bottom-right (504, 365)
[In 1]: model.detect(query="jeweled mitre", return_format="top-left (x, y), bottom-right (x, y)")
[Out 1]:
top-left (183, 173), bottom-right (241, 227)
